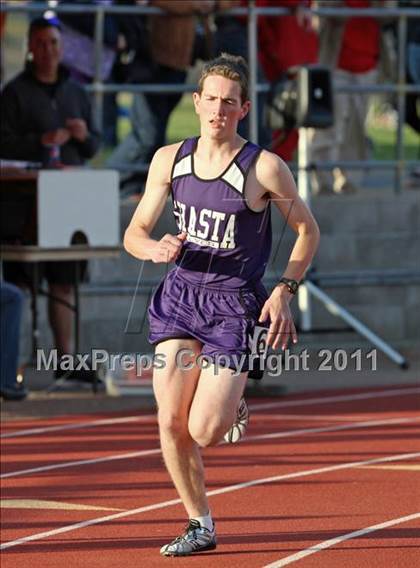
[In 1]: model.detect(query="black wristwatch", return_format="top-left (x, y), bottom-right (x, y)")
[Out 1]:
top-left (278, 277), bottom-right (301, 295)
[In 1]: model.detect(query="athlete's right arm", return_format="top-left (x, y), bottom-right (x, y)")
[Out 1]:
top-left (123, 144), bottom-right (187, 263)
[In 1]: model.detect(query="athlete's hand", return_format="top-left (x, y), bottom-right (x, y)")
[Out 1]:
top-left (150, 232), bottom-right (187, 263)
top-left (258, 286), bottom-right (298, 351)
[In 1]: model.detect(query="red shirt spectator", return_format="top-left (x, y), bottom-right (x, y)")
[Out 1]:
top-left (337, 0), bottom-right (380, 73)
top-left (258, 0), bottom-right (318, 82)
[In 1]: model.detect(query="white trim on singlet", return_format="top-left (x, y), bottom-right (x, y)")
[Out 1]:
top-left (173, 154), bottom-right (192, 179)
top-left (221, 162), bottom-right (244, 194)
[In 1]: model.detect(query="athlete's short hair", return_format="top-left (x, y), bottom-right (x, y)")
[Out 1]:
top-left (198, 53), bottom-right (249, 103)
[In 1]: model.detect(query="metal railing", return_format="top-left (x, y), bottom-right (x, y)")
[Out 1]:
top-left (2, 1), bottom-right (420, 192)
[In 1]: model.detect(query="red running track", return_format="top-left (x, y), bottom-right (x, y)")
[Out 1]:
top-left (1, 385), bottom-right (419, 568)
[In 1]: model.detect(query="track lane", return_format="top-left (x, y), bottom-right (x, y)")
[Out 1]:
top-left (3, 385), bottom-right (418, 439)
top-left (1, 387), bottom-right (419, 566)
top-left (2, 425), bottom-right (419, 548)
top-left (2, 384), bottom-right (419, 478)
top-left (2, 452), bottom-right (419, 567)
top-left (2, 415), bottom-right (418, 479)
top-left (263, 513), bottom-right (420, 567)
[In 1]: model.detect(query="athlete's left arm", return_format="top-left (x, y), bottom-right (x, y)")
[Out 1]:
top-left (256, 150), bottom-right (320, 350)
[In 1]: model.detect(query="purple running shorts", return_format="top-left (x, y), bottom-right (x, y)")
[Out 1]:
top-left (148, 269), bottom-right (269, 372)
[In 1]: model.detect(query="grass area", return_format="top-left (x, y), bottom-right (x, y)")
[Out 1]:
top-left (167, 95), bottom-right (200, 143)
top-left (367, 124), bottom-right (419, 161)
top-left (116, 93), bottom-right (199, 144)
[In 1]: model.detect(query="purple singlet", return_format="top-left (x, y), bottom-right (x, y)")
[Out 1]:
top-left (171, 137), bottom-right (271, 289)
top-left (148, 137), bottom-right (272, 371)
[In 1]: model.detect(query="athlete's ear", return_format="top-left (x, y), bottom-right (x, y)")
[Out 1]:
top-left (192, 91), bottom-right (201, 115)
top-left (239, 100), bottom-right (250, 120)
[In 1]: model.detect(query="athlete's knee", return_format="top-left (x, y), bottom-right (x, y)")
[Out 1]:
top-left (158, 411), bottom-right (189, 440)
top-left (189, 418), bottom-right (226, 448)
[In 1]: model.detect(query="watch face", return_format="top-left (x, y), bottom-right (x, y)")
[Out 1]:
top-left (281, 278), bottom-right (298, 293)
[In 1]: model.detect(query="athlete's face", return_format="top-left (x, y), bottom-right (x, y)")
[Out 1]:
top-left (193, 75), bottom-right (250, 139)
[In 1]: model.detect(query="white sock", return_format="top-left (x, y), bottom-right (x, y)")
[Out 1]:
top-left (191, 511), bottom-right (213, 531)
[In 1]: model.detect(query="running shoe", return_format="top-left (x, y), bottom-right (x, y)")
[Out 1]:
top-left (224, 397), bottom-right (249, 443)
top-left (160, 519), bottom-right (217, 556)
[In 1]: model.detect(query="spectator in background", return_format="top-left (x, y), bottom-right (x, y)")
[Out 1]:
top-left (107, 0), bottom-right (215, 196)
top-left (258, 0), bottom-right (318, 160)
top-left (0, 17), bottom-right (100, 376)
top-left (214, 0), bottom-right (271, 147)
top-left (310, 1), bottom-right (388, 195)
top-left (147, 0), bottom-right (214, 149)
top-left (0, 282), bottom-right (27, 401)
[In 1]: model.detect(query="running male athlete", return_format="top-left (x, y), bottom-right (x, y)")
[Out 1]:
top-left (124, 53), bottom-right (320, 556)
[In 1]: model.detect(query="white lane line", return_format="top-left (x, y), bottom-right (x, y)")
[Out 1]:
top-left (256, 414), bottom-right (395, 422)
top-left (246, 416), bottom-right (420, 443)
top-left (0, 499), bottom-right (125, 512)
top-left (249, 387), bottom-right (420, 411)
top-left (357, 464), bottom-right (420, 471)
top-left (2, 451), bottom-right (419, 551)
top-left (263, 512), bottom-right (420, 567)
top-left (2, 386), bottom-right (418, 440)
top-left (0, 415), bottom-right (155, 439)
top-left (2, 416), bottom-right (418, 480)
top-left (0, 449), bottom-right (161, 479)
